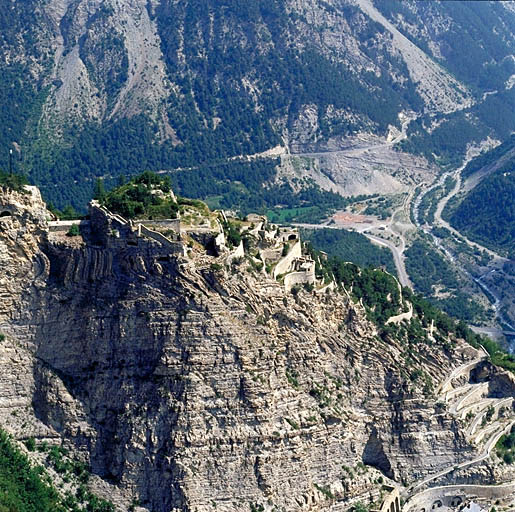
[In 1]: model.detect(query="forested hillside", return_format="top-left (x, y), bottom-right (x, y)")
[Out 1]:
top-left (302, 228), bottom-right (396, 276)
top-left (378, 1), bottom-right (515, 167)
top-left (450, 169), bottom-right (515, 259)
top-left (0, 0), bottom-right (514, 210)
top-left (442, 137), bottom-right (515, 259)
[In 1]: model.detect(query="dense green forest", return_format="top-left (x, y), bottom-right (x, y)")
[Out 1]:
top-left (405, 238), bottom-right (488, 322)
top-left (302, 228), bottom-right (396, 276)
top-left (0, 430), bottom-right (63, 512)
top-left (450, 169), bottom-right (515, 258)
top-left (376, 1), bottom-right (515, 165)
top-left (375, 1), bottom-right (515, 93)
top-left (497, 424), bottom-right (515, 464)
top-left (0, 430), bottom-right (114, 512)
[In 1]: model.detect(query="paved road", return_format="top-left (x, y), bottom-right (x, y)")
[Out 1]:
top-left (410, 419), bottom-right (515, 494)
top-left (292, 222), bottom-right (412, 288)
top-left (437, 357), bottom-right (486, 395)
top-left (362, 232), bottom-right (411, 288)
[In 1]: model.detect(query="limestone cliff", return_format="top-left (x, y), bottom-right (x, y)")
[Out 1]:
top-left (0, 187), bottom-right (503, 511)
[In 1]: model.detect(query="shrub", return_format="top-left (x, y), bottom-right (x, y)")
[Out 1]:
top-left (66, 224), bottom-right (80, 237)
top-left (23, 438), bottom-right (36, 452)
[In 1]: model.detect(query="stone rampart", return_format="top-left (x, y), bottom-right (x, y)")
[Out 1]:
top-left (276, 227), bottom-right (299, 243)
top-left (261, 248), bottom-right (282, 264)
top-left (134, 219), bottom-right (181, 233)
top-left (87, 202), bottom-right (184, 255)
top-left (138, 225), bottom-right (185, 256)
top-left (386, 303), bottom-right (413, 325)
top-left (273, 240), bottom-right (302, 278)
top-left (284, 271), bottom-right (315, 292)
top-left (227, 241), bottom-right (245, 264)
top-left (315, 281), bottom-right (336, 294)
top-left (48, 220), bottom-right (89, 233)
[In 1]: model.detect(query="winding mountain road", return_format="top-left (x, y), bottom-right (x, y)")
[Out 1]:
top-left (360, 233), bottom-right (410, 288)
top-left (432, 163), bottom-right (508, 263)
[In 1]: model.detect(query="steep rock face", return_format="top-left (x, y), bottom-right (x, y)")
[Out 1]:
top-left (41, 0), bottom-right (170, 127)
top-left (0, 190), bottom-right (480, 511)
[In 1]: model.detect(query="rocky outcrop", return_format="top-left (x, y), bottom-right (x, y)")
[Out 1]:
top-left (0, 188), bottom-right (494, 512)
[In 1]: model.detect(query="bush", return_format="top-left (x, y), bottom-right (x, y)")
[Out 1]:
top-left (23, 438), bottom-right (36, 452)
top-left (0, 171), bottom-right (29, 192)
top-left (0, 429), bottom-right (64, 511)
top-left (66, 224), bottom-right (80, 237)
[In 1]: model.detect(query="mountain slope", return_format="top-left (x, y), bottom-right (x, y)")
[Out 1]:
top-left (448, 137), bottom-right (515, 258)
top-left (2, 182), bottom-right (513, 511)
top-left (1, 0), bottom-right (514, 208)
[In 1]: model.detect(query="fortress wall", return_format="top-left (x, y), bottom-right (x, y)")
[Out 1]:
top-left (48, 220), bottom-right (88, 233)
top-left (135, 219), bottom-right (181, 233)
top-left (138, 225), bottom-right (185, 256)
top-left (273, 240), bottom-right (302, 278)
top-left (386, 303), bottom-right (413, 325)
top-left (284, 271), bottom-right (316, 292)
top-left (227, 241), bottom-right (245, 264)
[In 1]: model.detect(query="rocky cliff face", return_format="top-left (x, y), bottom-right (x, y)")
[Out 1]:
top-left (0, 187), bottom-right (491, 511)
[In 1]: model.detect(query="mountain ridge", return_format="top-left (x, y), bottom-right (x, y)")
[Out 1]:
top-left (1, 0), bottom-right (514, 209)
top-left (0, 179), bottom-right (514, 511)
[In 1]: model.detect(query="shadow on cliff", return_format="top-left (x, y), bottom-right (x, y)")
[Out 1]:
top-left (30, 238), bottom-right (193, 510)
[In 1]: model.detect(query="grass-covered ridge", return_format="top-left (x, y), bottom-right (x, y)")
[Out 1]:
top-left (101, 171), bottom-right (179, 220)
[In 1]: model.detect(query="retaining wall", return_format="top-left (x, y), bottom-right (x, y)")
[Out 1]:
top-left (284, 270), bottom-right (315, 292)
top-left (273, 240), bottom-right (302, 278)
top-left (403, 482), bottom-right (515, 512)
